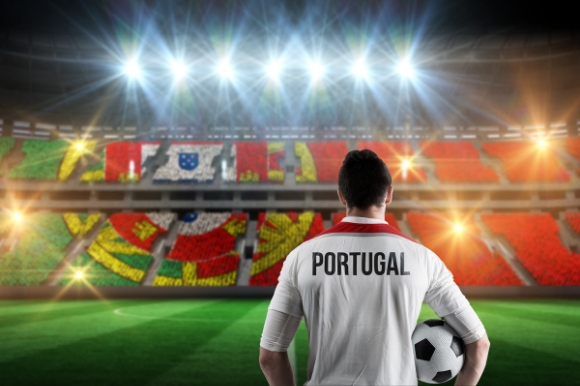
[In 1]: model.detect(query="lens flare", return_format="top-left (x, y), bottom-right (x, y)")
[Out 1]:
top-left (123, 59), bottom-right (141, 80)
top-left (397, 58), bottom-right (414, 80)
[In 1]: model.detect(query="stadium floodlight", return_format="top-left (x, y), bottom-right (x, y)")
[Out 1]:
top-left (171, 61), bottom-right (188, 81)
top-left (123, 59), bottom-right (141, 80)
top-left (74, 271), bottom-right (85, 280)
top-left (217, 59), bottom-right (234, 80)
top-left (352, 59), bottom-right (369, 80)
top-left (401, 159), bottom-right (411, 170)
top-left (453, 223), bottom-right (464, 233)
top-left (266, 60), bottom-right (283, 81)
top-left (397, 58), bottom-right (414, 80)
top-left (11, 211), bottom-right (24, 224)
top-left (537, 138), bottom-right (548, 148)
top-left (309, 61), bottom-right (325, 82)
top-left (74, 141), bottom-right (86, 152)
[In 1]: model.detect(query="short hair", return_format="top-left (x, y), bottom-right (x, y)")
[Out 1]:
top-left (338, 149), bottom-right (392, 210)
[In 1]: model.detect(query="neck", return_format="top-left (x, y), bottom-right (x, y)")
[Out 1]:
top-left (346, 206), bottom-right (385, 220)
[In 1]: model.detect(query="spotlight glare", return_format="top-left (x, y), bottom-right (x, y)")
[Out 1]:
top-left (454, 223), bottom-right (464, 233)
top-left (123, 59), bottom-right (141, 80)
top-left (172, 61), bottom-right (188, 81)
top-left (11, 211), bottom-right (24, 224)
top-left (217, 59), bottom-right (233, 80)
top-left (537, 139), bottom-right (548, 148)
top-left (309, 61), bottom-right (325, 81)
top-left (352, 59), bottom-right (368, 79)
top-left (75, 141), bottom-right (85, 152)
top-left (397, 58), bottom-right (414, 79)
top-left (74, 271), bottom-right (84, 280)
top-left (266, 61), bottom-right (282, 81)
top-left (401, 159), bottom-right (411, 170)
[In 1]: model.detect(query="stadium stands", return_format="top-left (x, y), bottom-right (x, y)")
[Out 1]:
top-left (153, 142), bottom-right (222, 182)
top-left (565, 212), bottom-right (580, 234)
top-left (61, 213), bottom-right (171, 286)
top-left (0, 213), bottom-right (77, 285)
top-left (357, 141), bottom-right (427, 182)
top-left (8, 139), bottom-right (96, 181)
top-left (419, 141), bottom-right (499, 182)
top-left (225, 142), bottom-right (285, 182)
top-left (295, 142), bottom-right (348, 182)
top-left (154, 212), bottom-right (247, 286)
top-left (332, 212), bottom-right (401, 231)
top-left (0, 137), bottom-right (15, 175)
top-left (482, 213), bottom-right (580, 285)
top-left (566, 138), bottom-right (580, 172)
top-left (406, 212), bottom-right (522, 286)
top-left (250, 212), bottom-right (324, 285)
top-left (482, 141), bottom-right (569, 182)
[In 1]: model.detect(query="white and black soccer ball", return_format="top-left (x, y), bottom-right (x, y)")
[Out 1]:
top-left (412, 319), bottom-right (465, 384)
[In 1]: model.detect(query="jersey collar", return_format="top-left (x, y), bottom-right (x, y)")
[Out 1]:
top-left (341, 216), bottom-right (388, 225)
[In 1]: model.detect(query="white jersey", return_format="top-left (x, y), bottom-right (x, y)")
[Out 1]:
top-left (268, 216), bottom-right (480, 386)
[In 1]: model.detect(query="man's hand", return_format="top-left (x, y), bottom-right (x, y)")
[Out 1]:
top-left (259, 347), bottom-right (295, 386)
top-left (454, 334), bottom-right (490, 386)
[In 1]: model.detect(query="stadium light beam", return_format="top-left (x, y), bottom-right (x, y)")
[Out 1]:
top-left (266, 61), bottom-right (283, 81)
top-left (123, 59), bottom-right (141, 80)
top-left (217, 59), bottom-right (234, 80)
top-left (352, 59), bottom-right (369, 80)
top-left (309, 61), bottom-right (325, 82)
top-left (74, 271), bottom-right (85, 280)
top-left (537, 138), bottom-right (548, 148)
top-left (171, 61), bottom-right (188, 81)
top-left (453, 223), bottom-right (464, 233)
top-left (397, 58), bottom-right (414, 80)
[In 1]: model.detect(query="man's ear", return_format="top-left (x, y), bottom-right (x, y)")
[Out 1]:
top-left (337, 189), bottom-right (348, 207)
top-left (385, 186), bottom-right (394, 206)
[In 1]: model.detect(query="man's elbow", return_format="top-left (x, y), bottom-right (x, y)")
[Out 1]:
top-left (259, 347), bottom-right (278, 370)
top-left (471, 333), bottom-right (490, 355)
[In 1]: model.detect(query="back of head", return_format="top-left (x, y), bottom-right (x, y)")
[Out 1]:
top-left (338, 149), bottom-right (392, 210)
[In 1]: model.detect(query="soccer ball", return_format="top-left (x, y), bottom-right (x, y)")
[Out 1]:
top-left (412, 319), bottom-right (465, 384)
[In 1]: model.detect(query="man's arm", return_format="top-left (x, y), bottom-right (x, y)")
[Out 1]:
top-left (259, 309), bottom-right (302, 386)
top-left (259, 347), bottom-right (295, 386)
top-left (455, 334), bottom-right (490, 386)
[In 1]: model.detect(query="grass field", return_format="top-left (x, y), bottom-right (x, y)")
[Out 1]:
top-left (0, 298), bottom-right (579, 385)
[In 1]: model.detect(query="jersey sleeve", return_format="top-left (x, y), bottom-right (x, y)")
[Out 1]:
top-left (268, 249), bottom-right (304, 318)
top-left (423, 249), bottom-right (486, 344)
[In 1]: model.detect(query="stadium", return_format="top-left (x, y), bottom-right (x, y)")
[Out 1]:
top-left (0, 1), bottom-right (579, 385)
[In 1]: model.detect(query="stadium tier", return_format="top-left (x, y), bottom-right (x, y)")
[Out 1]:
top-left (250, 212), bottom-right (325, 285)
top-left (419, 141), bottom-right (499, 183)
top-left (481, 141), bottom-right (570, 182)
top-left (565, 212), bottom-right (580, 234)
top-left (154, 212), bottom-right (247, 286)
top-left (566, 138), bottom-right (580, 173)
top-left (1, 137), bottom-right (579, 183)
top-left (481, 213), bottom-right (580, 285)
top-left (60, 213), bottom-right (171, 286)
top-left (406, 212), bottom-right (522, 286)
top-left (357, 141), bottom-right (427, 182)
top-left (0, 213), bottom-right (88, 285)
top-left (295, 142), bottom-right (348, 182)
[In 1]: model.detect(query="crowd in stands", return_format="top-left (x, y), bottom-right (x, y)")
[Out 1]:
top-left (420, 141), bottom-right (499, 182)
top-left (565, 212), bottom-right (580, 234)
top-left (3, 210), bottom-right (580, 286)
top-left (482, 141), bottom-right (570, 182)
top-left (154, 212), bottom-right (247, 286)
top-left (566, 138), bottom-right (580, 173)
top-left (1, 137), bottom-right (579, 184)
top-left (406, 212), bottom-right (522, 285)
top-left (482, 213), bottom-right (580, 285)
top-left (250, 212), bottom-right (325, 285)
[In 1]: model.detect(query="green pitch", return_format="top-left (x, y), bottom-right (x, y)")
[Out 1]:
top-left (0, 298), bottom-right (578, 385)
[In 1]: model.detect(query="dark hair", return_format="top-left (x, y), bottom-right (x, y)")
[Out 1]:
top-left (338, 149), bottom-right (392, 210)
